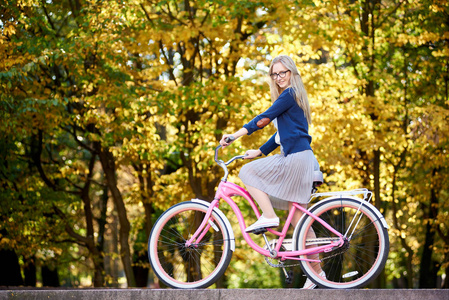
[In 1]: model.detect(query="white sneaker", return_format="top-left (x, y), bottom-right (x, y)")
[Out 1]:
top-left (302, 271), bottom-right (326, 289)
top-left (245, 214), bottom-right (280, 232)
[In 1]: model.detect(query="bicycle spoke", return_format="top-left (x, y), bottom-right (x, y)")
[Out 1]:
top-left (148, 203), bottom-right (232, 288)
top-left (297, 198), bottom-right (389, 289)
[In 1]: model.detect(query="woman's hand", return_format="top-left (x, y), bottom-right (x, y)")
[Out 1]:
top-left (244, 149), bottom-right (262, 159)
top-left (220, 128), bottom-right (248, 147)
top-left (220, 134), bottom-right (235, 147)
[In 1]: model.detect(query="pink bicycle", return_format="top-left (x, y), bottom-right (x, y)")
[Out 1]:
top-left (148, 143), bottom-right (389, 289)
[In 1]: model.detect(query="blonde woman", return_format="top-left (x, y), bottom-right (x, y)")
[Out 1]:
top-left (220, 55), bottom-right (323, 288)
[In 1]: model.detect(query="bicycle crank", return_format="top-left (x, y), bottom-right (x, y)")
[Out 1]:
top-left (263, 239), bottom-right (302, 268)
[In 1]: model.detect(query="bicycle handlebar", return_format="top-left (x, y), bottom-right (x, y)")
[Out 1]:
top-left (214, 146), bottom-right (247, 166)
top-left (215, 136), bottom-right (247, 181)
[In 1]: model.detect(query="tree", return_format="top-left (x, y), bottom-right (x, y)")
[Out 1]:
top-left (0, 0), bottom-right (149, 286)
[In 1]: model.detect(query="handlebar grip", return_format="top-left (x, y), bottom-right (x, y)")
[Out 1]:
top-left (224, 136), bottom-right (235, 143)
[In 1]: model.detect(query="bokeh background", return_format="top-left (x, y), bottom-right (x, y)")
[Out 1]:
top-left (0, 0), bottom-right (448, 289)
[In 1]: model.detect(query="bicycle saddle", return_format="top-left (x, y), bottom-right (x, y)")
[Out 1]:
top-left (313, 170), bottom-right (323, 187)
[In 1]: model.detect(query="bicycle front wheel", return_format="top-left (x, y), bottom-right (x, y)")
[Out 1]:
top-left (295, 198), bottom-right (389, 289)
top-left (148, 201), bottom-right (233, 289)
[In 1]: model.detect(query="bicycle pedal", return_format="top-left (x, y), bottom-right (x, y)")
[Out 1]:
top-left (285, 270), bottom-right (294, 284)
top-left (251, 228), bottom-right (268, 235)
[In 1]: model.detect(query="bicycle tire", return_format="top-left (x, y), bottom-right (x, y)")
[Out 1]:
top-left (295, 197), bottom-right (389, 289)
top-left (148, 201), bottom-right (233, 289)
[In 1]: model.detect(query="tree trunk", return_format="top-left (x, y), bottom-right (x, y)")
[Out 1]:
top-left (133, 239), bottom-right (149, 287)
top-left (0, 248), bottom-right (24, 286)
top-left (23, 257), bottom-right (36, 287)
top-left (94, 182), bottom-right (109, 287)
top-left (418, 169), bottom-right (439, 288)
top-left (41, 265), bottom-right (60, 287)
top-left (97, 146), bottom-right (136, 287)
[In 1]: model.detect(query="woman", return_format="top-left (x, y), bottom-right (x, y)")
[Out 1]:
top-left (220, 54), bottom-right (316, 231)
top-left (220, 55), bottom-right (324, 288)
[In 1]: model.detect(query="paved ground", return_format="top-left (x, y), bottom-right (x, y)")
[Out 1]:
top-left (0, 289), bottom-right (448, 300)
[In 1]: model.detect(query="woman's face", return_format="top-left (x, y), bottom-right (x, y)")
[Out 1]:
top-left (271, 62), bottom-right (291, 90)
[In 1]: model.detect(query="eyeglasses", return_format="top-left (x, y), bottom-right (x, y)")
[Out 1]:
top-left (270, 70), bottom-right (290, 80)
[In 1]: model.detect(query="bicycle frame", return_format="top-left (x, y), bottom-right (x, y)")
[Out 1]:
top-left (186, 179), bottom-right (345, 262)
top-left (149, 143), bottom-right (389, 290)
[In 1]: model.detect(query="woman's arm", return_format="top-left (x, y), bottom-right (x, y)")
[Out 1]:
top-left (243, 88), bottom-right (295, 135)
top-left (259, 133), bottom-right (278, 155)
top-left (219, 127), bottom-right (248, 147)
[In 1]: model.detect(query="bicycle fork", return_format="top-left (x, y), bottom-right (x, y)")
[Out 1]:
top-left (185, 199), bottom-right (220, 247)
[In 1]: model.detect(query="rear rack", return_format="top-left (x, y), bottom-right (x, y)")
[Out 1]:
top-left (310, 188), bottom-right (372, 203)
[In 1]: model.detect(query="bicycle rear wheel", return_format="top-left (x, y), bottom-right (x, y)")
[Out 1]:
top-left (295, 198), bottom-right (389, 289)
top-left (148, 201), bottom-right (233, 289)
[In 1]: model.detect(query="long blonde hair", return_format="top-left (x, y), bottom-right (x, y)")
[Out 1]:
top-left (268, 55), bottom-right (312, 125)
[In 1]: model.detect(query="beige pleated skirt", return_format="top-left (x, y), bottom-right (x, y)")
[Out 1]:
top-left (239, 150), bottom-right (315, 210)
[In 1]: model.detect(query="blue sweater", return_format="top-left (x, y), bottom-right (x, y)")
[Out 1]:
top-left (243, 87), bottom-right (312, 156)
